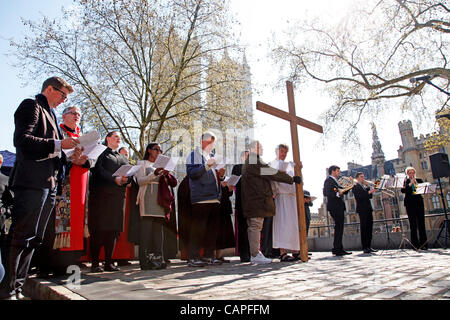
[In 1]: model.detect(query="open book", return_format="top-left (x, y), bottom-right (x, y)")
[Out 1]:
top-left (224, 175), bottom-right (241, 187)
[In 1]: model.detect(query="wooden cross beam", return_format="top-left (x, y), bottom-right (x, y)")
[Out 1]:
top-left (256, 81), bottom-right (323, 262)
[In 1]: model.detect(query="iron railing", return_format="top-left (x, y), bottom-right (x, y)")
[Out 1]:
top-left (310, 213), bottom-right (447, 238)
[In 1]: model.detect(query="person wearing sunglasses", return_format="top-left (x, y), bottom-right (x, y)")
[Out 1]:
top-left (131, 143), bottom-right (177, 270)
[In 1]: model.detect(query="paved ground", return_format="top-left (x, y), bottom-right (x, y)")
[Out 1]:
top-left (24, 249), bottom-right (450, 300)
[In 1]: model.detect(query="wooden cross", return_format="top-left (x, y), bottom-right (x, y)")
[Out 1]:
top-left (256, 81), bottom-right (323, 262)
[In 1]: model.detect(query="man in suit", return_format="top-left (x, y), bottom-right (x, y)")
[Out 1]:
top-left (0, 77), bottom-right (82, 300)
top-left (352, 172), bottom-right (377, 254)
top-left (323, 165), bottom-right (352, 256)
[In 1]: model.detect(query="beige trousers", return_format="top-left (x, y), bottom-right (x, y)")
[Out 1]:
top-left (247, 217), bottom-right (265, 257)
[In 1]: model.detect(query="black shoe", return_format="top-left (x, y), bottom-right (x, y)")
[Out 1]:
top-left (149, 255), bottom-right (165, 270)
top-left (333, 250), bottom-right (352, 256)
top-left (217, 257), bottom-right (230, 263)
top-left (116, 260), bottom-right (132, 266)
top-left (37, 271), bottom-right (50, 279)
top-left (280, 253), bottom-right (296, 262)
top-left (188, 259), bottom-right (205, 267)
top-left (369, 248), bottom-right (378, 253)
top-left (104, 264), bottom-right (120, 272)
top-left (201, 257), bottom-right (215, 265)
top-left (363, 248), bottom-right (372, 254)
top-left (91, 266), bottom-right (104, 273)
top-left (212, 258), bottom-right (223, 265)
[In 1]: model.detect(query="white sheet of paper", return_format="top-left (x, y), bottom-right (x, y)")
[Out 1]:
top-left (224, 175), bottom-right (241, 186)
top-left (112, 165), bottom-right (142, 177)
top-left (378, 175), bottom-right (391, 189)
top-left (84, 144), bottom-right (107, 160)
top-left (152, 154), bottom-right (179, 171)
top-left (78, 131), bottom-right (101, 148)
top-left (416, 183), bottom-right (437, 194)
top-left (392, 174), bottom-right (407, 188)
top-left (212, 154), bottom-right (229, 170)
top-left (62, 131), bottom-right (104, 160)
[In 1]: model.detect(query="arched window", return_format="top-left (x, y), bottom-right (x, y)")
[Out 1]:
top-left (432, 195), bottom-right (441, 209)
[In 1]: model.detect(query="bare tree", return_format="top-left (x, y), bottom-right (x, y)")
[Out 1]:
top-left (10, 0), bottom-right (251, 158)
top-left (272, 0), bottom-right (449, 145)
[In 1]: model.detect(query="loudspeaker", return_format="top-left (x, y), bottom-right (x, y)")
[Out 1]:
top-left (429, 153), bottom-right (450, 179)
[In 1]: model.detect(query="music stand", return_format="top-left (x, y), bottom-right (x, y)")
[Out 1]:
top-left (378, 175), bottom-right (396, 254)
top-left (433, 177), bottom-right (450, 249)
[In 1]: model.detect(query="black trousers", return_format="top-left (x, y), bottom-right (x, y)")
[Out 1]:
top-left (188, 203), bottom-right (219, 260)
top-left (139, 217), bottom-right (164, 264)
top-left (358, 211), bottom-right (373, 249)
top-left (0, 186), bottom-right (56, 297)
top-left (406, 205), bottom-right (427, 249)
top-left (90, 230), bottom-right (117, 266)
top-left (235, 208), bottom-right (250, 261)
top-left (329, 209), bottom-right (345, 252)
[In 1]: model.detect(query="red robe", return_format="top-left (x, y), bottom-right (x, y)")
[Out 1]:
top-left (56, 124), bottom-right (88, 251)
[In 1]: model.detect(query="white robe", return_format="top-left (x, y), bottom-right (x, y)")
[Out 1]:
top-left (270, 160), bottom-right (300, 251)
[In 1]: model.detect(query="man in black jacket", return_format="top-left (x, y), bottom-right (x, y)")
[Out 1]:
top-left (401, 167), bottom-right (428, 250)
top-left (0, 77), bottom-right (81, 300)
top-left (231, 150), bottom-right (250, 263)
top-left (323, 165), bottom-right (352, 256)
top-left (353, 172), bottom-right (377, 254)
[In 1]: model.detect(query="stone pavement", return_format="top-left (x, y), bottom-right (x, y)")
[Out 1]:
top-left (24, 249), bottom-right (450, 300)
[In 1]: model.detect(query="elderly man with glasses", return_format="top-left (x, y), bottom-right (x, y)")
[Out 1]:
top-left (33, 105), bottom-right (93, 278)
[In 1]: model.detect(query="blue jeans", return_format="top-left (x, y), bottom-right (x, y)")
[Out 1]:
top-left (0, 249), bottom-right (4, 283)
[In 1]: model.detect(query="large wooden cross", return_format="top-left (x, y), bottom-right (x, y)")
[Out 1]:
top-left (256, 81), bottom-right (323, 262)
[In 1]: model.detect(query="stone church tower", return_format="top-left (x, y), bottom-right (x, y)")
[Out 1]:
top-left (371, 122), bottom-right (386, 178)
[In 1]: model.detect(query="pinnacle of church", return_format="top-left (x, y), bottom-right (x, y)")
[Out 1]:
top-left (371, 122), bottom-right (385, 163)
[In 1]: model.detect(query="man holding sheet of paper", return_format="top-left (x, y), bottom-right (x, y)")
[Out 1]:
top-left (185, 132), bottom-right (226, 267)
top-left (88, 131), bottom-right (131, 272)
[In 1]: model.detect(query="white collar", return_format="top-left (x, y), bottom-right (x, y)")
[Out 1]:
top-left (329, 175), bottom-right (338, 183)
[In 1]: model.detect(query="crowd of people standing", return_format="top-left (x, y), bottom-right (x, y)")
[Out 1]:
top-left (0, 76), bottom-right (431, 300)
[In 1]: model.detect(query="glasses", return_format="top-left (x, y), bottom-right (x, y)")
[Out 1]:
top-left (53, 86), bottom-right (68, 101)
top-left (151, 148), bottom-right (162, 152)
top-left (67, 111), bottom-right (81, 117)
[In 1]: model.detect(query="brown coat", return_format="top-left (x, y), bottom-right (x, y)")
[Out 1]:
top-left (241, 153), bottom-right (294, 219)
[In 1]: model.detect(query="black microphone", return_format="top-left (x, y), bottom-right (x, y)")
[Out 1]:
top-left (410, 75), bottom-right (431, 83)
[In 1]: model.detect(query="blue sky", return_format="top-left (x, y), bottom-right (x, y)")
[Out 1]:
top-left (0, 0), bottom-right (74, 151)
